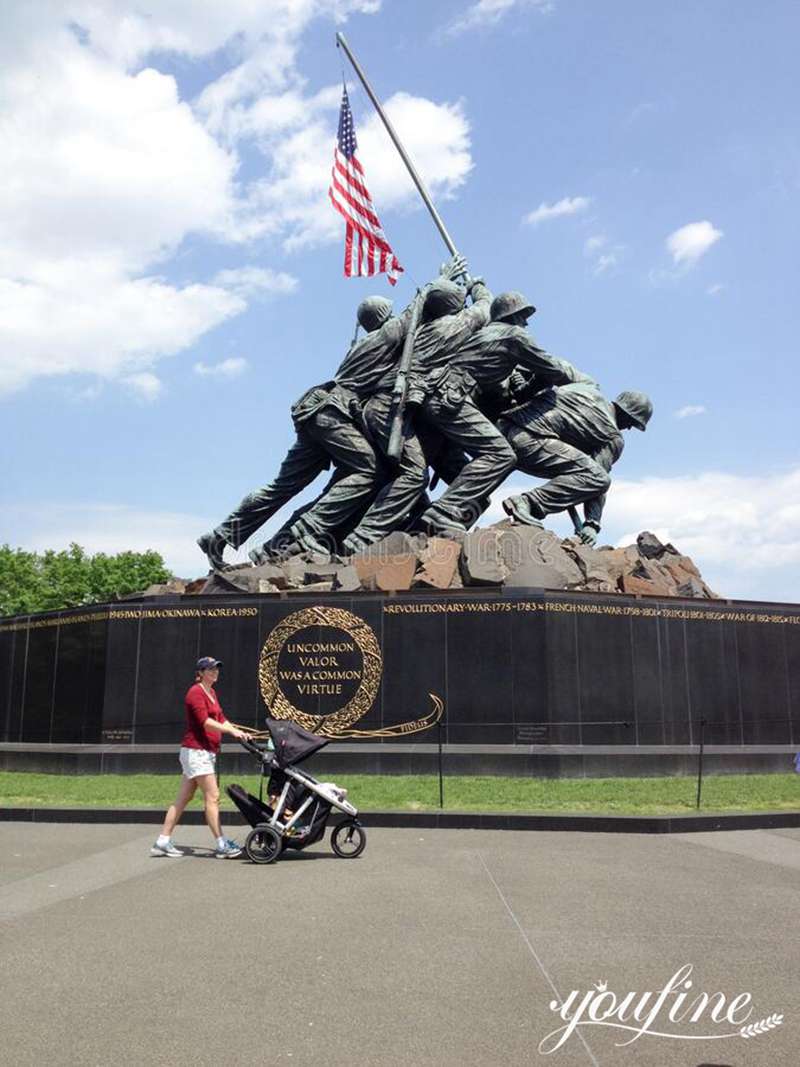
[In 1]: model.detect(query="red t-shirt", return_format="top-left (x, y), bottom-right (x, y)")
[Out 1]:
top-left (182, 683), bottom-right (227, 754)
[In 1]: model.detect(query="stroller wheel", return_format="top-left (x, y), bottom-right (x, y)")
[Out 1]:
top-left (330, 819), bottom-right (366, 859)
top-left (245, 824), bottom-right (283, 865)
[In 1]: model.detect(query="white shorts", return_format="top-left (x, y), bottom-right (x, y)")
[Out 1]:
top-left (179, 746), bottom-right (217, 779)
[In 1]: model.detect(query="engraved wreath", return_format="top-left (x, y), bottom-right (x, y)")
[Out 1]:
top-left (258, 605), bottom-right (443, 738)
top-left (259, 605), bottom-right (381, 734)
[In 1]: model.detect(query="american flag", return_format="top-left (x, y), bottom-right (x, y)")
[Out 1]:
top-left (328, 88), bottom-right (403, 285)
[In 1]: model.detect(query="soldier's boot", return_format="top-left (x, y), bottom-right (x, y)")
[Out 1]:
top-left (502, 494), bottom-right (544, 528)
top-left (418, 509), bottom-right (468, 539)
top-left (261, 516), bottom-right (338, 560)
top-left (426, 515), bottom-right (464, 536)
top-left (197, 531), bottom-right (228, 571)
top-left (340, 532), bottom-right (369, 557)
top-left (293, 524), bottom-right (336, 558)
top-left (250, 528), bottom-right (299, 564)
top-left (398, 492), bottom-right (433, 535)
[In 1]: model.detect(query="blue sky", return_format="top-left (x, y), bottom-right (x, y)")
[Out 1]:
top-left (2, 0), bottom-right (798, 602)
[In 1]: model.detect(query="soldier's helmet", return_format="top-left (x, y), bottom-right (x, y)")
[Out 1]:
top-left (357, 295), bottom-right (393, 332)
top-left (490, 291), bottom-right (537, 324)
top-left (614, 391), bottom-right (653, 431)
top-left (423, 280), bottom-right (466, 320)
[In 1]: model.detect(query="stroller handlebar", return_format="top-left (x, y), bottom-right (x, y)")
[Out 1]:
top-left (238, 737), bottom-right (275, 765)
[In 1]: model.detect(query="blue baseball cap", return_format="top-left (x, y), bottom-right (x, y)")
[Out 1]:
top-left (196, 656), bottom-right (222, 670)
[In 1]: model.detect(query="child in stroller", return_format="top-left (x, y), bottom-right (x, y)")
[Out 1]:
top-left (227, 716), bottom-right (366, 864)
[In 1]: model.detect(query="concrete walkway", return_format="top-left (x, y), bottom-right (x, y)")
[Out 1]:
top-left (1, 822), bottom-right (797, 1066)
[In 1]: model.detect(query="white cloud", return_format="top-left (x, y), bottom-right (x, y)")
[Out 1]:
top-left (194, 358), bottom-right (249, 378)
top-left (67, 382), bottom-right (104, 403)
top-left (447, 0), bottom-right (553, 35)
top-left (60, 2), bottom-right (380, 72)
top-left (0, 7), bottom-right (251, 395)
top-left (213, 267), bottom-right (298, 298)
top-left (240, 91), bottom-right (473, 252)
top-left (609, 468), bottom-right (800, 598)
top-left (666, 220), bottom-right (723, 267)
top-left (674, 404), bottom-right (707, 419)
top-left (483, 467), bottom-right (800, 602)
top-left (0, 273), bottom-right (244, 394)
top-left (584, 235), bottom-right (606, 255)
top-left (524, 196), bottom-right (591, 226)
top-left (2, 495), bottom-right (329, 578)
top-left (1, 3), bottom-right (471, 395)
top-left (583, 234), bottom-right (623, 276)
top-left (592, 253), bottom-right (618, 276)
top-left (123, 371), bottom-right (163, 401)
top-left (707, 282), bottom-right (725, 296)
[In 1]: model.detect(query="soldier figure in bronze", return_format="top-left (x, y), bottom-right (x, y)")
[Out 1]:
top-left (403, 275), bottom-right (524, 535)
top-left (334, 255), bottom-right (473, 550)
top-left (499, 384), bottom-right (653, 546)
top-left (423, 289), bottom-right (652, 546)
top-left (197, 380), bottom-right (381, 569)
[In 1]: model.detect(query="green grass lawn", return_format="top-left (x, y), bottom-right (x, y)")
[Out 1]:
top-left (1, 771), bottom-right (798, 815)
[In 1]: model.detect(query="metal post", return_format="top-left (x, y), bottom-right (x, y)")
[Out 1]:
top-left (438, 719), bottom-right (444, 809)
top-left (336, 32), bottom-right (459, 258)
top-left (695, 717), bottom-right (706, 810)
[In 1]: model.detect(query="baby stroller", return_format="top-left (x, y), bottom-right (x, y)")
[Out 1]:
top-left (227, 716), bottom-right (366, 864)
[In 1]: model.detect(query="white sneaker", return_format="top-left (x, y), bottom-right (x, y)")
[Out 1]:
top-left (215, 838), bottom-right (242, 859)
top-left (150, 839), bottom-right (184, 857)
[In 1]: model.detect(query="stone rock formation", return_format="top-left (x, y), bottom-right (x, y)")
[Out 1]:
top-left (135, 529), bottom-right (718, 600)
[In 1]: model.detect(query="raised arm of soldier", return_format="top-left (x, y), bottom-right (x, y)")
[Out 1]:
top-left (403, 272), bottom-right (529, 538)
top-left (507, 354), bottom-right (598, 406)
top-left (440, 252), bottom-right (468, 283)
top-left (334, 252), bottom-right (470, 399)
top-left (457, 272), bottom-right (493, 331)
top-left (576, 436), bottom-right (625, 544)
top-left (485, 292), bottom-right (596, 397)
top-left (442, 290), bottom-right (575, 404)
top-left (413, 273), bottom-right (493, 378)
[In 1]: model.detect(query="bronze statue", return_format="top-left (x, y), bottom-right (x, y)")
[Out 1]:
top-left (192, 35), bottom-right (655, 571)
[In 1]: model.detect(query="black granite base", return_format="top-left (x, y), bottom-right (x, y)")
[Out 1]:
top-left (2, 587), bottom-right (798, 756)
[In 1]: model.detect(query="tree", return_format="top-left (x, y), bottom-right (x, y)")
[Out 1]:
top-left (0, 544), bottom-right (172, 617)
top-left (0, 547), bottom-right (44, 616)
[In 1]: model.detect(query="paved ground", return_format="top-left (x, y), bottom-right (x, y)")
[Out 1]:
top-left (0, 822), bottom-right (798, 1067)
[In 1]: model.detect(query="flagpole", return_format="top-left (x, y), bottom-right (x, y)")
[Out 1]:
top-left (335, 32), bottom-right (459, 258)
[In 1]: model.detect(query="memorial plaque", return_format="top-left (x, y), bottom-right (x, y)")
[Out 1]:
top-left (516, 724), bottom-right (549, 744)
top-left (102, 728), bottom-right (133, 743)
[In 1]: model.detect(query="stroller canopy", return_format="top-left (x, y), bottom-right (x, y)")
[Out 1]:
top-left (266, 716), bottom-right (329, 769)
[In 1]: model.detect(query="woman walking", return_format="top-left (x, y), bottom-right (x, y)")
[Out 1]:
top-left (151, 656), bottom-right (254, 858)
